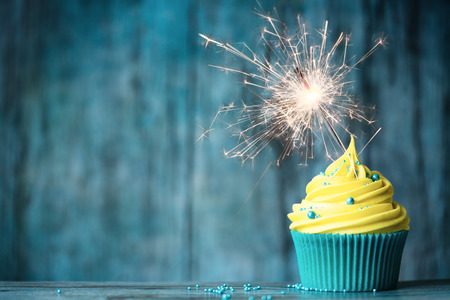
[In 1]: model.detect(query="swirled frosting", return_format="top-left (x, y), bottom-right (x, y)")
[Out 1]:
top-left (288, 136), bottom-right (409, 234)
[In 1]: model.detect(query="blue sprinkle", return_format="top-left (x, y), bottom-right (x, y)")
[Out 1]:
top-left (267, 296), bottom-right (272, 300)
top-left (249, 297), bottom-right (254, 300)
top-left (320, 171), bottom-right (325, 175)
top-left (307, 211), bottom-right (316, 219)
top-left (204, 289), bottom-right (208, 292)
top-left (281, 291), bottom-right (286, 295)
top-left (343, 159), bottom-right (346, 162)
top-left (287, 284), bottom-right (291, 288)
top-left (330, 172), bottom-right (334, 176)
top-left (371, 174), bottom-right (380, 181)
top-left (346, 197), bottom-right (355, 205)
top-left (262, 297), bottom-right (267, 300)
top-left (57, 289), bottom-right (61, 294)
top-left (187, 287), bottom-right (191, 290)
top-left (360, 207), bottom-right (362, 210)
top-left (343, 289), bottom-right (347, 293)
top-left (346, 165), bottom-right (350, 168)
top-left (347, 169), bottom-right (350, 172)
top-left (356, 161), bottom-right (361, 165)
top-left (196, 284), bottom-right (200, 288)
top-left (373, 289), bottom-right (377, 293)
top-left (323, 182), bottom-right (327, 186)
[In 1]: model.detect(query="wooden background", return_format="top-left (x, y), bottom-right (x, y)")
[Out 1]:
top-left (0, 0), bottom-right (449, 281)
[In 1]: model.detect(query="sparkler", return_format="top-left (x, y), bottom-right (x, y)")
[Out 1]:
top-left (199, 9), bottom-right (383, 166)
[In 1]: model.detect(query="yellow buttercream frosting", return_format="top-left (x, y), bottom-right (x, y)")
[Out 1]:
top-left (288, 136), bottom-right (410, 234)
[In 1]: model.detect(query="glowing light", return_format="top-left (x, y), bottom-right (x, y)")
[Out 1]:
top-left (305, 88), bottom-right (321, 102)
top-left (199, 8), bottom-right (382, 166)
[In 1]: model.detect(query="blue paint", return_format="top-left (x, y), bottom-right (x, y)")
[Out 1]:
top-left (0, 0), bottom-right (446, 284)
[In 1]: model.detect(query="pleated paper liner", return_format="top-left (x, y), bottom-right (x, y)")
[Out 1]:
top-left (291, 230), bottom-right (408, 292)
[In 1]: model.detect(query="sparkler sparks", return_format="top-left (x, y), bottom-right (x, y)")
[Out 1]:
top-left (199, 10), bottom-right (384, 166)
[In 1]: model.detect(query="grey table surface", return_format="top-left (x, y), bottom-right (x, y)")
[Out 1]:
top-left (0, 280), bottom-right (449, 299)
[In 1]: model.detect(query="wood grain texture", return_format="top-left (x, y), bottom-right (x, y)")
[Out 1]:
top-left (1, 280), bottom-right (450, 299)
top-left (0, 0), bottom-right (448, 281)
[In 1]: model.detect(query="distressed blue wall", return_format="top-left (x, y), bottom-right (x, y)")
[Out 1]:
top-left (0, 0), bottom-right (449, 281)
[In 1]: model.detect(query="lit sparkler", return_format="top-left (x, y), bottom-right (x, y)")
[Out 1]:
top-left (199, 10), bottom-right (384, 166)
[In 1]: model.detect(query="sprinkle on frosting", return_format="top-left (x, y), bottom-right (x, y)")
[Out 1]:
top-left (288, 136), bottom-right (410, 234)
top-left (346, 197), bottom-right (355, 205)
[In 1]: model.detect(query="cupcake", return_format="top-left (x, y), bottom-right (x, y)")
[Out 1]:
top-left (288, 136), bottom-right (410, 292)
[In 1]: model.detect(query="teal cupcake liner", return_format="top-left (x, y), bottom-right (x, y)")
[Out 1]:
top-left (291, 230), bottom-right (408, 292)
